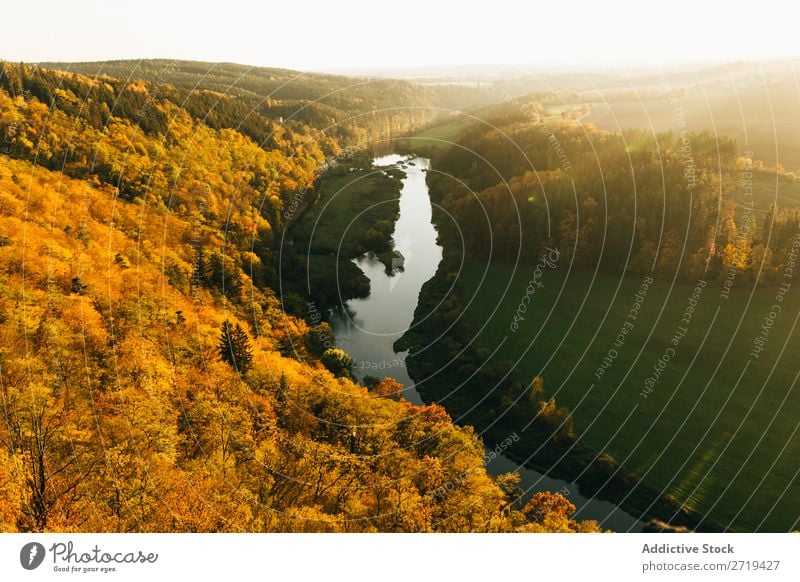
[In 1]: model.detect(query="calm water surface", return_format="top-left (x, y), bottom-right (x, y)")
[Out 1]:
top-left (330, 154), bottom-right (646, 531)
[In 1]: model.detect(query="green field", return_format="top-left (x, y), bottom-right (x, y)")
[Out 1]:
top-left (461, 262), bottom-right (800, 531)
top-left (403, 117), bottom-right (471, 151)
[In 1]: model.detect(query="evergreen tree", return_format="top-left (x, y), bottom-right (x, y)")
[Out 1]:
top-left (218, 320), bottom-right (253, 374)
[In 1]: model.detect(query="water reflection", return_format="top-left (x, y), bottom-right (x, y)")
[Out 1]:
top-left (329, 154), bottom-right (645, 532)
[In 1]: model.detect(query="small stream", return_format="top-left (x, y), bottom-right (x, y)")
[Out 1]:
top-left (330, 154), bottom-right (645, 532)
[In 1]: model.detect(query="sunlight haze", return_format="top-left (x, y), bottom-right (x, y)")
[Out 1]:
top-left (2, 0), bottom-right (797, 71)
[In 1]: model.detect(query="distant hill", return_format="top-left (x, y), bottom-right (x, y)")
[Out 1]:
top-left (37, 59), bottom-right (497, 148)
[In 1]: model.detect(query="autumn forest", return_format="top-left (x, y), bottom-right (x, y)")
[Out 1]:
top-left (2, 53), bottom-right (800, 535)
top-left (0, 61), bottom-right (601, 533)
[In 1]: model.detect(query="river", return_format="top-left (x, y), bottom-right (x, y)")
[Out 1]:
top-left (329, 153), bottom-right (645, 532)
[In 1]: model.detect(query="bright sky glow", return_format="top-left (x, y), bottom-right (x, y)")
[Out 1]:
top-left (1, 0), bottom-right (798, 71)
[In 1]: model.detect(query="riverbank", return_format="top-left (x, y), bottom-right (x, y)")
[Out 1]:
top-left (453, 260), bottom-right (800, 532)
top-left (329, 155), bottom-right (440, 403)
top-left (329, 153), bottom-right (647, 531)
top-left (279, 151), bottom-right (406, 314)
top-left (396, 234), bottom-right (724, 533)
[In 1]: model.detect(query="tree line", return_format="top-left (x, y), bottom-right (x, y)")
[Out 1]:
top-left (427, 106), bottom-right (800, 285)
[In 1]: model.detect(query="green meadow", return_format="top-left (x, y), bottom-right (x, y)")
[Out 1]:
top-left (402, 117), bottom-right (472, 151)
top-left (461, 261), bottom-right (800, 531)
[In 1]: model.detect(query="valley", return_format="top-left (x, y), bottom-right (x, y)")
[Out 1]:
top-left (2, 55), bottom-right (800, 534)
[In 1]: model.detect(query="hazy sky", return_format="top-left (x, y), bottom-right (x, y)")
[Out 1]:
top-left (2, 0), bottom-right (798, 71)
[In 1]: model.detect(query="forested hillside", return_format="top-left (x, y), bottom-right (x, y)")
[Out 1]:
top-left (37, 60), bottom-right (493, 152)
top-left (0, 62), bottom-right (599, 532)
top-left (423, 99), bottom-right (800, 283)
top-left (396, 97), bottom-right (800, 531)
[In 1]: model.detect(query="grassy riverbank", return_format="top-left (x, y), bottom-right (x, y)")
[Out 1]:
top-left (400, 253), bottom-right (800, 531)
top-left (281, 152), bottom-right (406, 312)
top-left (460, 262), bottom-right (800, 532)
